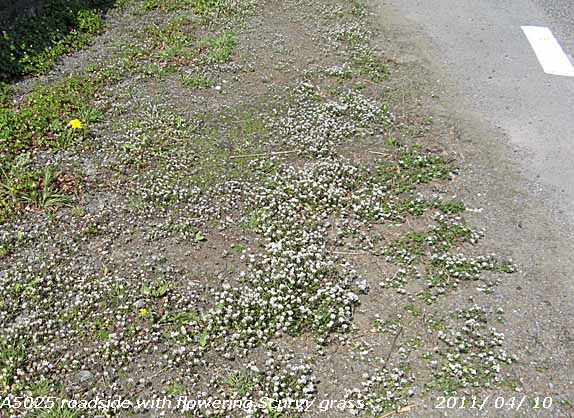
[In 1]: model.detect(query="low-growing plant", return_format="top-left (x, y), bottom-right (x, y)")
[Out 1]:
top-left (0, 159), bottom-right (75, 219)
top-left (225, 370), bottom-right (258, 396)
top-left (141, 0), bottom-right (244, 15)
top-left (0, 81), bottom-right (13, 106)
top-left (0, 74), bottom-right (100, 162)
top-left (436, 199), bottom-right (465, 214)
top-left (27, 402), bottom-right (80, 418)
top-left (182, 74), bottom-right (214, 89)
top-left (142, 279), bottom-right (171, 298)
top-left (199, 32), bottom-right (237, 64)
top-left (0, 337), bottom-right (27, 391)
top-left (376, 148), bottom-right (451, 192)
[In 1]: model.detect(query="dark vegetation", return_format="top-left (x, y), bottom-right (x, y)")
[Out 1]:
top-left (0, 0), bottom-right (116, 80)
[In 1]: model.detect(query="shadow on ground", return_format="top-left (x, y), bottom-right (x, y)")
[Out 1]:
top-left (0, 0), bottom-right (116, 80)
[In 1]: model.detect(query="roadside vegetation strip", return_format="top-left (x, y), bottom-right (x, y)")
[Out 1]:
top-left (0, 0), bottom-right (521, 416)
top-left (2, 80), bottom-right (515, 414)
top-left (0, 0), bottom-right (246, 222)
top-left (0, 0), bottom-right (252, 396)
top-left (353, 306), bottom-right (515, 413)
top-left (140, 0), bottom-right (253, 15)
top-left (0, 0), bottom-right (121, 221)
top-left (329, 22), bottom-right (388, 82)
top-left (0, 69), bottom-right (112, 221)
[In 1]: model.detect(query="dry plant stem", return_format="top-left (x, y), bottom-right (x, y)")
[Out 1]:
top-left (229, 150), bottom-right (297, 159)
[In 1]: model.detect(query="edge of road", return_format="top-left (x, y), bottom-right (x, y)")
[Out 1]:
top-left (370, 1), bottom-right (574, 414)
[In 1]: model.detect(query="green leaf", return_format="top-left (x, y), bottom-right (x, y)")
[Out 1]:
top-left (194, 231), bottom-right (206, 242)
top-left (199, 331), bottom-right (208, 347)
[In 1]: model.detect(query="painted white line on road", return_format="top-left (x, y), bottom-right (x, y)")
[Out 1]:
top-left (521, 26), bottom-right (574, 77)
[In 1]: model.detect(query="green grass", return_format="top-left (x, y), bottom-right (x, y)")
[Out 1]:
top-left (162, 381), bottom-right (187, 395)
top-left (0, 73), bottom-right (94, 220)
top-left (33, 167), bottom-right (75, 209)
top-left (182, 74), bottom-right (214, 89)
top-left (352, 47), bottom-right (387, 81)
top-left (350, 0), bottom-right (367, 17)
top-left (231, 243), bottom-right (247, 253)
top-left (404, 303), bottom-right (422, 317)
top-left (0, 0), bottom-right (115, 79)
top-left (334, 27), bottom-right (387, 81)
top-left (0, 245), bottom-right (11, 257)
top-left (0, 65), bottom-right (110, 222)
top-left (199, 32), bottom-right (237, 64)
top-left (28, 404), bottom-right (80, 418)
top-left (0, 74), bottom-right (103, 162)
top-left (0, 82), bottom-right (13, 107)
top-left (0, 0), bottom-right (248, 222)
top-left (436, 199), bottom-right (465, 214)
top-left (0, 161), bottom-right (75, 221)
top-left (0, 337), bottom-right (27, 391)
top-left (148, 17), bottom-right (195, 64)
top-left (241, 208), bottom-right (269, 230)
top-left (142, 279), bottom-right (171, 298)
top-left (376, 147), bottom-right (451, 192)
top-left (225, 370), bottom-right (258, 396)
top-left (140, 0), bottom-right (245, 15)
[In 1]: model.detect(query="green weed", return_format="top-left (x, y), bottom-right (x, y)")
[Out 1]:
top-left (377, 148), bottom-right (451, 192)
top-left (142, 279), bottom-right (171, 298)
top-left (182, 74), bottom-right (214, 89)
top-left (28, 403), bottom-right (80, 418)
top-left (0, 160), bottom-right (75, 220)
top-left (199, 32), bottom-right (236, 64)
top-left (0, 81), bottom-right (13, 106)
top-left (436, 199), bottom-right (465, 214)
top-left (225, 370), bottom-right (258, 396)
top-left (163, 381), bottom-right (187, 395)
top-left (142, 0), bottom-right (244, 15)
top-left (0, 74), bottom-right (101, 162)
top-left (0, 337), bottom-right (27, 391)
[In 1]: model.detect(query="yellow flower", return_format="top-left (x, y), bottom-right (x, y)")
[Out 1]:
top-left (69, 119), bottom-right (83, 129)
top-left (138, 308), bottom-right (148, 316)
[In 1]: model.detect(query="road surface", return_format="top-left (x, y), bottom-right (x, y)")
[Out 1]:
top-left (382, 0), bottom-right (574, 223)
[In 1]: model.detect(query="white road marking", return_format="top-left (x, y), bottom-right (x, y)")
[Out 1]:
top-left (521, 26), bottom-right (574, 77)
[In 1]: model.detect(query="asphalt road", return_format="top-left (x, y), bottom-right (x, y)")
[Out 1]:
top-left (382, 0), bottom-right (574, 223)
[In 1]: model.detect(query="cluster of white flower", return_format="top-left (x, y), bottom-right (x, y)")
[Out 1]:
top-left (269, 82), bottom-right (387, 156)
top-left (346, 367), bottom-right (414, 415)
top-left (433, 306), bottom-right (515, 390)
top-left (327, 23), bottom-right (386, 81)
top-left (202, 160), bottom-right (369, 348)
top-left (0, 240), bottom-right (207, 392)
top-left (322, 64), bottom-right (354, 79)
